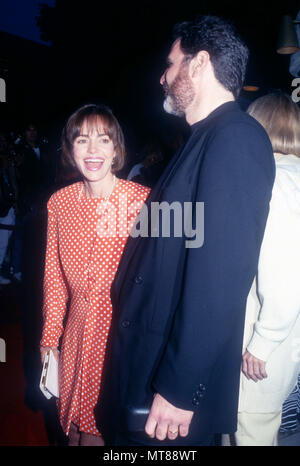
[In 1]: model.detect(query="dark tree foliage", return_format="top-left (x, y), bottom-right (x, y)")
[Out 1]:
top-left (36, 3), bottom-right (57, 43)
top-left (33, 0), bottom-right (300, 164)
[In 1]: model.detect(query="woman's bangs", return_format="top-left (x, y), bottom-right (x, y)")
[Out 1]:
top-left (78, 114), bottom-right (115, 140)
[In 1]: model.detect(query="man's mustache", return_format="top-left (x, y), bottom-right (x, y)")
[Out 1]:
top-left (162, 81), bottom-right (169, 96)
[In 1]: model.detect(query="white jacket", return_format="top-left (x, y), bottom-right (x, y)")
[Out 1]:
top-left (239, 153), bottom-right (300, 412)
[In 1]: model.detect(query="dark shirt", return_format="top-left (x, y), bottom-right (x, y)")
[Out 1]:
top-left (15, 140), bottom-right (56, 214)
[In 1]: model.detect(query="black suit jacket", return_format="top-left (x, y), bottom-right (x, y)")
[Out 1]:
top-left (96, 102), bottom-right (275, 445)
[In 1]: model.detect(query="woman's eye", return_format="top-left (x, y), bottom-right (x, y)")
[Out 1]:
top-left (100, 137), bottom-right (110, 144)
top-left (76, 138), bottom-right (87, 144)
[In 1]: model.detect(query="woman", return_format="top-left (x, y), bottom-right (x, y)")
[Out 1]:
top-left (40, 104), bottom-right (150, 446)
top-left (225, 92), bottom-right (300, 446)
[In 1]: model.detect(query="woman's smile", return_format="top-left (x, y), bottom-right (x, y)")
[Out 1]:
top-left (83, 157), bottom-right (105, 171)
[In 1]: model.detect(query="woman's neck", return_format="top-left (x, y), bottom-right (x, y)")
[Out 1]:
top-left (83, 173), bottom-right (116, 199)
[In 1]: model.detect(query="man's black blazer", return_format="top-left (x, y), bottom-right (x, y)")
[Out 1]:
top-left (96, 102), bottom-right (275, 445)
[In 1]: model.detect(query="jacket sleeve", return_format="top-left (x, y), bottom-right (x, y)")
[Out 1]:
top-left (247, 173), bottom-right (300, 361)
top-left (40, 195), bottom-right (69, 347)
top-left (152, 121), bottom-right (275, 410)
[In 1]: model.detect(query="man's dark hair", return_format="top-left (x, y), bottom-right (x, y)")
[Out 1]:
top-left (173, 15), bottom-right (249, 98)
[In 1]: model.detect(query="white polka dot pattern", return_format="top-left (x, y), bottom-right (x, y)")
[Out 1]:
top-left (40, 179), bottom-right (150, 437)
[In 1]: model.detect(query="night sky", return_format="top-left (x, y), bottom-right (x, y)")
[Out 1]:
top-left (0, 0), bottom-right (55, 44)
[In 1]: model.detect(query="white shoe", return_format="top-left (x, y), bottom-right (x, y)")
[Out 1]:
top-left (0, 275), bottom-right (11, 285)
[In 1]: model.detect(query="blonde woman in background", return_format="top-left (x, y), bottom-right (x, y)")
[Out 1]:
top-left (223, 92), bottom-right (300, 446)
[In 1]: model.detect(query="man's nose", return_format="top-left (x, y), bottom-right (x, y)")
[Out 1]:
top-left (160, 71), bottom-right (166, 86)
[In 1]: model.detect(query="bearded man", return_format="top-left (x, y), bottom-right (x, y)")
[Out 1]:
top-left (96, 15), bottom-right (275, 446)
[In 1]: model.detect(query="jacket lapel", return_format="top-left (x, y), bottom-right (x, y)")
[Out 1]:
top-left (111, 137), bottom-right (194, 306)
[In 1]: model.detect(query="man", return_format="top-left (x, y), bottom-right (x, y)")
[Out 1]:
top-left (15, 123), bottom-right (55, 213)
top-left (96, 15), bottom-right (275, 446)
top-left (11, 123), bottom-right (56, 281)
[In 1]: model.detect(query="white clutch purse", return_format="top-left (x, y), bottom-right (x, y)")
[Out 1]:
top-left (39, 349), bottom-right (59, 399)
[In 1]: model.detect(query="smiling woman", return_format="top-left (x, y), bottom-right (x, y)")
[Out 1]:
top-left (61, 104), bottom-right (125, 198)
top-left (39, 103), bottom-right (150, 446)
top-left (73, 126), bottom-right (116, 198)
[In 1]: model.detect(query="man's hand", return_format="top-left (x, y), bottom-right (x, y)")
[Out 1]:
top-left (145, 393), bottom-right (194, 441)
top-left (242, 350), bottom-right (267, 382)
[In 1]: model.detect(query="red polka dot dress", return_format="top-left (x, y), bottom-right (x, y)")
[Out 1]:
top-left (40, 179), bottom-right (150, 437)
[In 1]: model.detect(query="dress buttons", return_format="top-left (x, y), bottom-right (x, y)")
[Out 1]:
top-left (192, 397), bottom-right (200, 406)
top-left (121, 320), bottom-right (131, 328)
top-left (134, 275), bottom-right (143, 284)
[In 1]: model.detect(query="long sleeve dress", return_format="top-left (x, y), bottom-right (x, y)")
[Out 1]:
top-left (40, 179), bottom-right (150, 437)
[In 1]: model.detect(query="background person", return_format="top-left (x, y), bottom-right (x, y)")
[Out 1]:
top-left (280, 374), bottom-right (300, 436)
top-left (0, 131), bottom-right (17, 284)
top-left (230, 92), bottom-right (300, 446)
top-left (40, 104), bottom-right (150, 446)
top-left (11, 122), bottom-right (56, 282)
top-left (127, 138), bottom-right (166, 187)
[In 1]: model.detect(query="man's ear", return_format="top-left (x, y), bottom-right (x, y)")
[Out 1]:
top-left (189, 50), bottom-right (210, 78)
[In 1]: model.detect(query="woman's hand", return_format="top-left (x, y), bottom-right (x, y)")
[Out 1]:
top-left (40, 346), bottom-right (59, 364)
top-left (242, 350), bottom-right (267, 382)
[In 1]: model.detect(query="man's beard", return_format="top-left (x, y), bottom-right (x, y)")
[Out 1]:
top-left (163, 66), bottom-right (195, 117)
